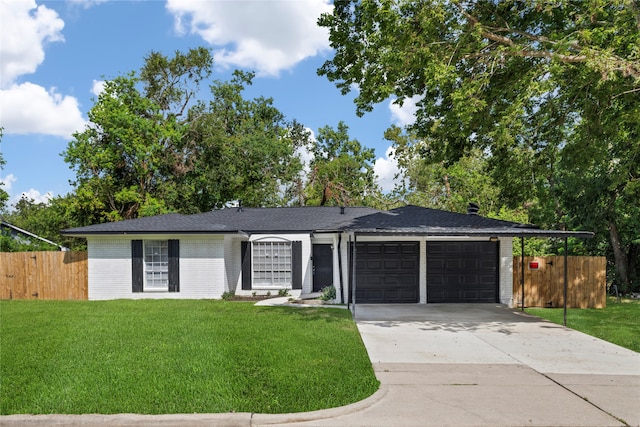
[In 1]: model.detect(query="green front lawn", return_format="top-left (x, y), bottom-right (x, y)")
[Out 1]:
top-left (0, 300), bottom-right (379, 415)
top-left (526, 297), bottom-right (640, 353)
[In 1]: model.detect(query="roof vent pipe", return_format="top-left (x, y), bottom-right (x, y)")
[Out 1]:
top-left (340, 206), bottom-right (345, 215)
top-left (237, 200), bottom-right (242, 213)
top-left (467, 202), bottom-right (480, 215)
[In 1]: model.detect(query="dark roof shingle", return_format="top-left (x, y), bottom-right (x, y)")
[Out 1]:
top-left (62, 205), bottom-right (593, 238)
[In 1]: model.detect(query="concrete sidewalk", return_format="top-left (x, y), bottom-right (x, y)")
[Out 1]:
top-left (3, 304), bottom-right (639, 427)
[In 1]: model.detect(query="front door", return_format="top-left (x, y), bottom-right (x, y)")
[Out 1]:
top-left (312, 244), bottom-right (333, 292)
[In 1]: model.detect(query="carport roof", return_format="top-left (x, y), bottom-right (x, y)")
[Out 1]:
top-left (62, 204), bottom-right (593, 239)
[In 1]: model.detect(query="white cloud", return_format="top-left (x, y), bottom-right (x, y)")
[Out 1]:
top-left (389, 95), bottom-right (421, 127)
top-left (0, 0), bottom-right (64, 86)
top-left (166, 0), bottom-right (333, 76)
top-left (1, 174), bottom-right (53, 210)
top-left (66, 0), bottom-right (108, 9)
top-left (13, 188), bottom-right (53, 205)
top-left (91, 79), bottom-right (106, 97)
top-left (0, 82), bottom-right (86, 138)
top-left (374, 146), bottom-right (404, 193)
top-left (0, 0), bottom-right (86, 138)
top-left (1, 173), bottom-right (17, 192)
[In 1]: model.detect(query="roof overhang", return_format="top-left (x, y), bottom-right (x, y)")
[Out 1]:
top-left (324, 228), bottom-right (594, 239)
top-left (61, 230), bottom-right (250, 238)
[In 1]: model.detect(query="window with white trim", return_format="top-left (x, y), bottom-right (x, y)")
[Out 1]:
top-left (253, 241), bottom-right (292, 288)
top-left (144, 240), bottom-right (168, 291)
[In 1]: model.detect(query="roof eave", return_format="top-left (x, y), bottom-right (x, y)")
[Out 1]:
top-left (61, 230), bottom-right (249, 238)
top-left (345, 228), bottom-right (594, 239)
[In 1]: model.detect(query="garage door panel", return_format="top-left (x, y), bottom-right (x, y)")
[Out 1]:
top-left (366, 245), bottom-right (382, 254)
top-left (384, 245), bottom-right (399, 254)
top-left (446, 260), bottom-right (461, 269)
top-left (401, 244), bottom-right (418, 254)
top-left (354, 241), bottom-right (419, 303)
top-left (383, 275), bottom-right (398, 285)
top-left (366, 260), bottom-right (382, 269)
top-left (363, 275), bottom-right (381, 286)
top-left (428, 259), bottom-right (446, 269)
top-left (427, 242), bottom-right (498, 303)
top-left (384, 260), bottom-right (399, 269)
top-left (401, 260), bottom-right (417, 269)
top-left (480, 259), bottom-right (497, 269)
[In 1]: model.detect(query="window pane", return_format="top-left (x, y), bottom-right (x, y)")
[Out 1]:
top-left (252, 241), bottom-right (292, 288)
top-left (144, 240), bottom-right (168, 290)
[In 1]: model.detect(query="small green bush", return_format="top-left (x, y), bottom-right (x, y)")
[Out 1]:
top-left (320, 286), bottom-right (336, 301)
top-left (221, 291), bottom-right (235, 301)
top-left (278, 289), bottom-right (290, 297)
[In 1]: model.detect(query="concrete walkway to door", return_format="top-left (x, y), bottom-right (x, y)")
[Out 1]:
top-left (343, 303), bottom-right (639, 427)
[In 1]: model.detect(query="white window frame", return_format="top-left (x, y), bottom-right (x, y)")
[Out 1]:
top-left (252, 240), bottom-right (293, 289)
top-left (144, 240), bottom-right (169, 291)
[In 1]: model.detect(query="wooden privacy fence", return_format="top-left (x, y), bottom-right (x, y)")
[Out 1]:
top-left (513, 256), bottom-right (606, 309)
top-left (0, 251), bottom-right (88, 300)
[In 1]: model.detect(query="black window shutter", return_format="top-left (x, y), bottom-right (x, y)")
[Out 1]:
top-left (292, 241), bottom-right (302, 290)
top-left (168, 239), bottom-right (180, 292)
top-left (131, 240), bottom-right (143, 293)
top-left (241, 241), bottom-right (251, 290)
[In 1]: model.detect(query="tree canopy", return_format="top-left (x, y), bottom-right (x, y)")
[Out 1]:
top-left (305, 121), bottom-right (377, 206)
top-left (64, 49), bottom-right (309, 222)
top-left (0, 128), bottom-right (8, 212)
top-left (319, 0), bottom-right (640, 291)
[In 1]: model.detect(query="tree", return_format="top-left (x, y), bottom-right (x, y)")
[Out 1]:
top-left (387, 126), bottom-right (500, 213)
top-left (178, 71), bottom-right (308, 211)
top-left (1, 195), bottom-right (86, 251)
top-left (318, 0), bottom-right (640, 291)
top-left (305, 121), bottom-right (378, 206)
top-left (0, 128), bottom-right (8, 212)
top-left (65, 49), bottom-right (308, 222)
top-left (65, 72), bottom-right (182, 222)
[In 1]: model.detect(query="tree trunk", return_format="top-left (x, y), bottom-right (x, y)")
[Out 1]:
top-left (609, 220), bottom-right (630, 292)
top-left (628, 242), bottom-right (639, 291)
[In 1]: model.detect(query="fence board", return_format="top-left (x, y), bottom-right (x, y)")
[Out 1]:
top-left (0, 251), bottom-right (88, 300)
top-left (513, 256), bottom-right (606, 308)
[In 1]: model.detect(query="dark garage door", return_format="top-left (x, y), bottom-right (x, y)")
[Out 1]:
top-left (427, 241), bottom-right (498, 303)
top-left (354, 242), bottom-right (419, 303)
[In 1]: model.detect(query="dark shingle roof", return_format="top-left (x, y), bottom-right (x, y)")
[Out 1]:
top-left (62, 205), bottom-right (593, 238)
top-left (326, 206), bottom-right (592, 238)
top-left (62, 207), bottom-right (380, 235)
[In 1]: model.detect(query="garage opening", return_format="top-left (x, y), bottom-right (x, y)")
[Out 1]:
top-left (352, 241), bottom-right (419, 303)
top-left (427, 241), bottom-right (498, 303)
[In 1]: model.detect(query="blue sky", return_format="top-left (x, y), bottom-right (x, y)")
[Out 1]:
top-left (0, 0), bottom-right (417, 207)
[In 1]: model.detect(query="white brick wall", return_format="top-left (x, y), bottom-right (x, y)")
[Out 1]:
top-left (499, 237), bottom-right (514, 306)
top-left (179, 238), bottom-right (225, 299)
top-left (87, 238), bottom-right (132, 300)
top-left (87, 235), bottom-right (225, 300)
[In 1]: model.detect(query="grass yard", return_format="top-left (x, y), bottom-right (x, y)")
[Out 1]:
top-left (0, 300), bottom-right (379, 415)
top-left (526, 297), bottom-right (640, 353)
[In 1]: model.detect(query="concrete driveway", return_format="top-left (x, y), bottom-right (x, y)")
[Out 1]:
top-left (346, 304), bottom-right (640, 427)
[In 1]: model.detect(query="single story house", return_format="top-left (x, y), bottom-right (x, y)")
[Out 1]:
top-left (62, 205), bottom-right (592, 306)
